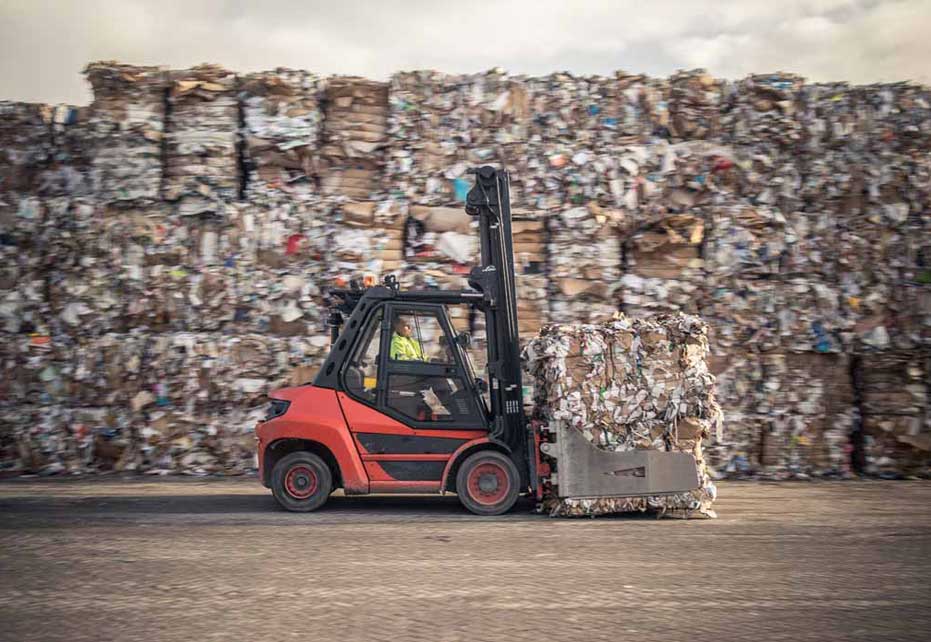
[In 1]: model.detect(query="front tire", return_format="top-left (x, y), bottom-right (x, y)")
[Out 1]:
top-left (271, 452), bottom-right (333, 512)
top-left (456, 451), bottom-right (520, 516)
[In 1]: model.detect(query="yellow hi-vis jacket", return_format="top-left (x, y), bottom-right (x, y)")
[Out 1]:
top-left (390, 333), bottom-right (425, 361)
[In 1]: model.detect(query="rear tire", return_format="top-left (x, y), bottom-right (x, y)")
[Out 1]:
top-left (456, 450), bottom-right (520, 516)
top-left (271, 452), bottom-right (333, 512)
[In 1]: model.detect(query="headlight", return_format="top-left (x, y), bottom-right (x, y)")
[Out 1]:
top-left (264, 399), bottom-right (291, 421)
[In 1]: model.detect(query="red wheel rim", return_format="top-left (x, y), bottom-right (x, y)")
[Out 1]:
top-left (284, 464), bottom-right (318, 500)
top-left (467, 462), bottom-right (510, 506)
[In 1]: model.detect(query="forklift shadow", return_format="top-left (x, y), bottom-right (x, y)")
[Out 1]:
top-left (313, 493), bottom-right (539, 516)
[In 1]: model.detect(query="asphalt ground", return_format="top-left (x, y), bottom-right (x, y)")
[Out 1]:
top-left (0, 479), bottom-right (929, 642)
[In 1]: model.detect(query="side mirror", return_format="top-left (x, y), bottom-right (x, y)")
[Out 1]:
top-left (456, 332), bottom-right (472, 349)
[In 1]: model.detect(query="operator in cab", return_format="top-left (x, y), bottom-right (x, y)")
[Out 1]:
top-left (390, 316), bottom-right (425, 361)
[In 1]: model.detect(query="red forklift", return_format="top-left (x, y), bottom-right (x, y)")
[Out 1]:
top-left (256, 167), bottom-right (700, 515)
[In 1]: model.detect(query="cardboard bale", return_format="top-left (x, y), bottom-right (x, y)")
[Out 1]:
top-left (163, 64), bottom-right (239, 208)
top-left (42, 104), bottom-right (93, 198)
top-left (83, 62), bottom-right (167, 203)
top-left (548, 205), bottom-right (621, 323)
top-left (857, 351), bottom-right (930, 476)
top-left (0, 102), bottom-right (53, 203)
top-left (240, 69), bottom-right (322, 201)
top-left (385, 69), bottom-right (530, 205)
top-left (319, 77), bottom-right (389, 200)
top-left (667, 69), bottom-right (725, 141)
top-left (621, 212), bottom-right (706, 319)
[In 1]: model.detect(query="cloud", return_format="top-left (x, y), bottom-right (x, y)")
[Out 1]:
top-left (0, 0), bottom-right (929, 104)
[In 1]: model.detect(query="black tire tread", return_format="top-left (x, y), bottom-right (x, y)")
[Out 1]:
top-left (455, 450), bottom-right (520, 516)
top-left (271, 451), bottom-right (333, 513)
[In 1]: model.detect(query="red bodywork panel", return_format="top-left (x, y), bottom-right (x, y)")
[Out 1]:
top-left (339, 393), bottom-right (487, 491)
top-left (256, 386), bottom-right (369, 494)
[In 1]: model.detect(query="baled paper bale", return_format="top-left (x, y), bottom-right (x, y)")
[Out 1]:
top-left (240, 68), bottom-right (322, 201)
top-left (163, 64), bottom-right (239, 205)
top-left (0, 101), bottom-right (53, 199)
top-left (83, 62), bottom-right (166, 203)
top-left (523, 312), bottom-right (722, 517)
top-left (319, 77), bottom-right (389, 200)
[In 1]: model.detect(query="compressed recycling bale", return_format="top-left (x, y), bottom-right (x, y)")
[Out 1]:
top-left (667, 69), bottom-right (724, 141)
top-left (853, 351), bottom-right (930, 477)
top-left (834, 201), bottom-right (922, 351)
top-left (0, 196), bottom-right (73, 337)
top-left (319, 77), bottom-right (389, 200)
top-left (781, 209), bottom-right (838, 278)
top-left (705, 205), bottom-right (787, 278)
top-left (774, 277), bottom-right (845, 353)
top-left (385, 69), bottom-right (530, 205)
top-left (761, 352), bottom-right (856, 476)
top-left (701, 276), bottom-right (779, 356)
top-left (547, 205), bottom-right (621, 324)
top-left (620, 213), bottom-right (706, 319)
top-left (41, 104), bottom-right (92, 198)
top-left (705, 351), bottom-right (857, 479)
top-left (625, 213), bottom-right (705, 280)
top-left (240, 69), bottom-right (322, 201)
top-left (328, 200), bottom-right (406, 282)
top-left (0, 102), bottom-right (53, 201)
top-left (523, 313), bottom-right (722, 517)
top-left (897, 283), bottom-right (931, 348)
top-left (702, 350), bottom-right (766, 477)
top-left (722, 73), bottom-right (805, 150)
top-left (83, 62), bottom-right (166, 203)
top-left (163, 64), bottom-right (239, 207)
top-left (521, 72), bottom-right (633, 207)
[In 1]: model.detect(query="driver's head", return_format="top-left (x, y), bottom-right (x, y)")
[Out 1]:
top-left (393, 316), bottom-right (413, 338)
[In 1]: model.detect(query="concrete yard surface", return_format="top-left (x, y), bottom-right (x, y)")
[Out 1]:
top-left (0, 479), bottom-right (929, 642)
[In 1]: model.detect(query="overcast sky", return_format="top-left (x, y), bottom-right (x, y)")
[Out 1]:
top-left (1, 0), bottom-right (930, 105)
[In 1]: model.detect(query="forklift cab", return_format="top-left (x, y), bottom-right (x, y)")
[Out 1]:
top-left (256, 279), bottom-right (527, 516)
top-left (341, 301), bottom-right (486, 429)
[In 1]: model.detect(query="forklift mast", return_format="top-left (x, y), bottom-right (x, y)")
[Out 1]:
top-left (465, 167), bottom-right (535, 484)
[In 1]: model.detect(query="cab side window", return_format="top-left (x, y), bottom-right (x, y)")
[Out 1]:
top-left (344, 308), bottom-right (382, 402)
